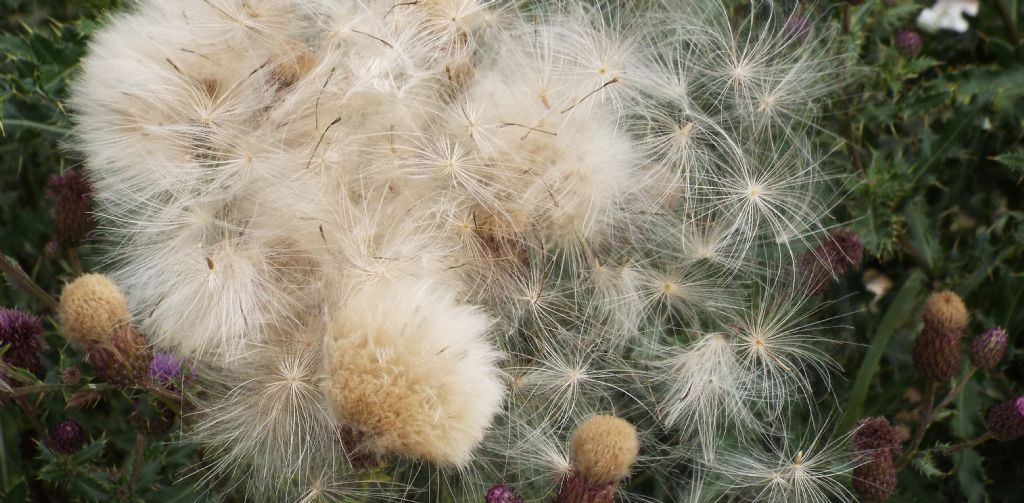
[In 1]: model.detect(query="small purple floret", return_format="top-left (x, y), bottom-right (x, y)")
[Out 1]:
top-left (149, 352), bottom-right (181, 384)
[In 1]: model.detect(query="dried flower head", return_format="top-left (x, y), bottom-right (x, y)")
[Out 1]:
top-left (58, 273), bottom-right (129, 348)
top-left (921, 290), bottom-right (968, 335)
top-left (569, 415), bottom-right (639, 485)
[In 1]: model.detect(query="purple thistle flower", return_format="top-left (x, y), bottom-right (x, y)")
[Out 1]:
top-left (0, 308), bottom-right (46, 376)
top-left (987, 396), bottom-right (1024, 442)
top-left (50, 419), bottom-right (86, 454)
top-left (970, 326), bottom-right (1008, 370)
top-left (486, 484), bottom-right (523, 503)
top-left (149, 352), bottom-right (181, 385)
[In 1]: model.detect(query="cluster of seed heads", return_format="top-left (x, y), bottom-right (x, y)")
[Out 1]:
top-left (69, 0), bottom-right (855, 501)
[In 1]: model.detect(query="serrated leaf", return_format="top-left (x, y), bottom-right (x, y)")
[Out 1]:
top-left (913, 450), bottom-right (947, 478)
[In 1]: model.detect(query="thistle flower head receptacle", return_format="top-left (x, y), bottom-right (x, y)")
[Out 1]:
top-left (969, 326), bottom-right (1008, 370)
top-left (852, 416), bottom-right (902, 457)
top-left (851, 452), bottom-right (897, 502)
top-left (87, 324), bottom-right (152, 387)
top-left (46, 170), bottom-right (93, 249)
top-left (894, 30), bottom-right (923, 57)
top-left (912, 330), bottom-right (961, 383)
top-left (986, 396), bottom-right (1024, 442)
top-left (58, 273), bottom-right (129, 348)
top-left (922, 290), bottom-right (968, 335)
top-left (50, 419), bottom-right (86, 455)
top-left (0, 308), bottom-right (46, 376)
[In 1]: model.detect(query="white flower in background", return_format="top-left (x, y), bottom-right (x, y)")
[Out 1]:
top-left (917, 0), bottom-right (980, 33)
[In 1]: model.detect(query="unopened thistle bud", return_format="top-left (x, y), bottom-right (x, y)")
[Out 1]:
top-left (852, 417), bottom-right (902, 457)
top-left (986, 396), bottom-right (1024, 442)
top-left (852, 452), bottom-right (897, 502)
top-left (912, 330), bottom-right (961, 382)
top-left (801, 229), bottom-right (864, 295)
top-left (58, 274), bottom-right (130, 348)
top-left (87, 324), bottom-right (152, 386)
top-left (555, 415), bottom-right (639, 503)
top-left (0, 308), bottom-right (46, 376)
top-left (894, 30), bottom-right (923, 57)
top-left (46, 170), bottom-right (93, 249)
top-left (50, 419), bottom-right (86, 454)
top-left (969, 326), bottom-right (1008, 370)
top-left (921, 290), bottom-right (968, 335)
top-left (485, 484), bottom-right (523, 503)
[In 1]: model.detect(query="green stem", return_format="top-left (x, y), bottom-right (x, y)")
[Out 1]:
top-left (935, 365), bottom-right (976, 412)
top-left (0, 255), bottom-right (60, 312)
top-left (940, 431), bottom-right (994, 455)
top-left (68, 248), bottom-right (84, 276)
top-left (0, 118), bottom-right (71, 136)
top-left (1, 382), bottom-right (114, 399)
top-left (896, 382), bottom-right (938, 470)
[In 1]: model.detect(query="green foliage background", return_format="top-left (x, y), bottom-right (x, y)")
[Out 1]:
top-left (1, 0), bottom-right (1023, 501)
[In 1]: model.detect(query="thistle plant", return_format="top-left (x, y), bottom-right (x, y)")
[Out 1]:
top-left (65, 0), bottom-right (854, 500)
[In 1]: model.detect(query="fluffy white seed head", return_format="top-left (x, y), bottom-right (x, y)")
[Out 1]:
top-left (324, 279), bottom-right (504, 467)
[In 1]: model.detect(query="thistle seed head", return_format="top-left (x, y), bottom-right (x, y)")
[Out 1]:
top-left (922, 290), bottom-right (968, 335)
top-left (569, 415), bottom-right (639, 485)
